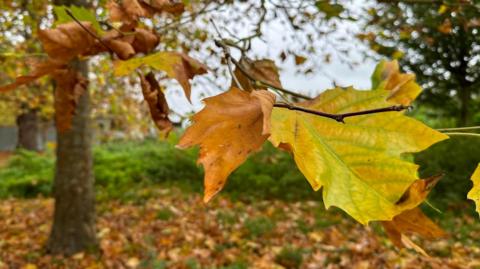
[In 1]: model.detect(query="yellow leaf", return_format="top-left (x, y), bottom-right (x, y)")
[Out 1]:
top-left (22, 264), bottom-right (37, 269)
top-left (467, 164), bottom-right (480, 216)
top-left (114, 52), bottom-right (207, 101)
top-left (371, 60), bottom-right (421, 105)
top-left (269, 87), bottom-right (448, 224)
top-left (177, 88), bottom-right (276, 202)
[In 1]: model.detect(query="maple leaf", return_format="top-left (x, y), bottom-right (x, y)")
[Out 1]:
top-left (371, 60), bottom-right (422, 105)
top-left (114, 52), bottom-right (207, 101)
top-left (52, 68), bottom-right (88, 132)
top-left (139, 72), bottom-right (173, 135)
top-left (0, 59), bottom-right (66, 93)
top-left (381, 174), bottom-right (445, 255)
top-left (269, 86), bottom-right (448, 224)
top-left (467, 164), bottom-right (480, 216)
top-left (232, 59), bottom-right (282, 91)
top-left (177, 88), bottom-right (276, 202)
top-left (38, 21), bottom-right (98, 62)
top-left (382, 208), bottom-right (446, 256)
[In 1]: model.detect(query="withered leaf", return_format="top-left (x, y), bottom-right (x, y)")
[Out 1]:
top-left (39, 22), bottom-right (98, 62)
top-left (0, 59), bottom-right (66, 92)
top-left (232, 59), bottom-right (282, 91)
top-left (177, 88), bottom-right (276, 202)
top-left (52, 68), bottom-right (88, 132)
top-left (132, 28), bottom-right (160, 54)
top-left (382, 208), bottom-right (446, 254)
top-left (139, 72), bottom-right (172, 135)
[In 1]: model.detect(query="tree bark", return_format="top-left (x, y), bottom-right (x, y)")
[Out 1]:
top-left (46, 59), bottom-right (97, 255)
top-left (16, 108), bottom-right (42, 151)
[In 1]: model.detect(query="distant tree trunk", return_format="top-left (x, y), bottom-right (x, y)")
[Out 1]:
top-left (458, 86), bottom-right (471, 126)
top-left (46, 59), bottom-right (97, 255)
top-left (16, 108), bottom-right (42, 151)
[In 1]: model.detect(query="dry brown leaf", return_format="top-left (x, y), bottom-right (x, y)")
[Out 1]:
top-left (177, 88), bottom-right (276, 202)
top-left (173, 54), bottom-right (208, 100)
top-left (232, 59), bottom-right (282, 91)
top-left (382, 208), bottom-right (446, 253)
top-left (139, 72), bottom-right (173, 135)
top-left (106, 39), bottom-right (136, 60)
top-left (381, 174), bottom-right (446, 255)
top-left (132, 28), bottom-right (160, 54)
top-left (38, 22), bottom-right (98, 62)
top-left (52, 68), bottom-right (88, 132)
top-left (0, 59), bottom-right (66, 92)
top-left (107, 0), bottom-right (184, 23)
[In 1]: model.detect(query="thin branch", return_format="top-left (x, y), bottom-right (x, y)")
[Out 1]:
top-left (65, 9), bottom-right (113, 53)
top-left (437, 126), bottom-right (480, 132)
top-left (274, 103), bottom-right (411, 123)
top-left (443, 132), bottom-right (480, 138)
top-left (215, 39), bottom-right (311, 99)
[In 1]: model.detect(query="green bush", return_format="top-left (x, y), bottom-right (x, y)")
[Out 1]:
top-left (0, 150), bottom-right (53, 198)
top-left (415, 136), bottom-right (480, 212)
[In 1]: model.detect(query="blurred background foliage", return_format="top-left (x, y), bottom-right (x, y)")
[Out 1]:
top-left (1, 134), bottom-right (479, 215)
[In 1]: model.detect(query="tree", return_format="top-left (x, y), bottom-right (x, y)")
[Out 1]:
top-left (3, 0), bottom-right (479, 257)
top-left (361, 0), bottom-right (480, 126)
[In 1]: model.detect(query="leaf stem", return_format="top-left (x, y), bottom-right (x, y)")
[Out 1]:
top-left (273, 103), bottom-right (411, 123)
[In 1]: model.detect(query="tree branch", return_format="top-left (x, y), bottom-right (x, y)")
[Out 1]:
top-left (214, 39), bottom-right (311, 99)
top-left (274, 103), bottom-right (411, 123)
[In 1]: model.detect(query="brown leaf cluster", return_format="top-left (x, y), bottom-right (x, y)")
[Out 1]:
top-left (139, 72), bottom-right (172, 134)
top-left (107, 0), bottom-right (184, 24)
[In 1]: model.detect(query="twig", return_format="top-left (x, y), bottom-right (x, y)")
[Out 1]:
top-left (274, 103), bottom-right (411, 123)
top-left (215, 39), bottom-right (311, 99)
top-left (210, 19), bottom-right (244, 91)
top-left (437, 126), bottom-right (480, 132)
top-left (442, 132), bottom-right (480, 138)
top-left (65, 9), bottom-right (113, 53)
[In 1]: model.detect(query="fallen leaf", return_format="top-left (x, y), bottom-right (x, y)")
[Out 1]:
top-left (177, 88), bottom-right (276, 202)
top-left (139, 72), bottom-right (172, 135)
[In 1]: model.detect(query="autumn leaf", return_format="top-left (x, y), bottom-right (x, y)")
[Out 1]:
top-left (177, 88), bottom-right (276, 202)
top-left (52, 68), bottom-right (88, 132)
top-left (0, 59), bottom-right (66, 93)
top-left (381, 174), bottom-right (445, 254)
top-left (139, 72), bottom-right (172, 135)
top-left (294, 55), bottom-right (307, 65)
top-left (106, 0), bottom-right (184, 23)
top-left (269, 87), bottom-right (448, 224)
top-left (382, 208), bottom-right (446, 255)
top-left (467, 164), bottom-right (480, 216)
top-left (38, 21), bottom-right (98, 62)
top-left (114, 52), bottom-right (207, 100)
top-left (371, 60), bottom-right (421, 105)
top-left (232, 59), bottom-right (282, 91)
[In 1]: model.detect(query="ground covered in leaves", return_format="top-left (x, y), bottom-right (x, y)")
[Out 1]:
top-left (0, 188), bottom-right (479, 269)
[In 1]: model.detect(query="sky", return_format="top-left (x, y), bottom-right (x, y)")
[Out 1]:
top-left (166, 1), bottom-right (380, 120)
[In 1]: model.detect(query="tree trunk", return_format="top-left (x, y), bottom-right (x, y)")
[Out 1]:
top-left (46, 59), bottom-right (97, 255)
top-left (458, 86), bottom-right (471, 126)
top-left (16, 108), bottom-right (42, 151)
